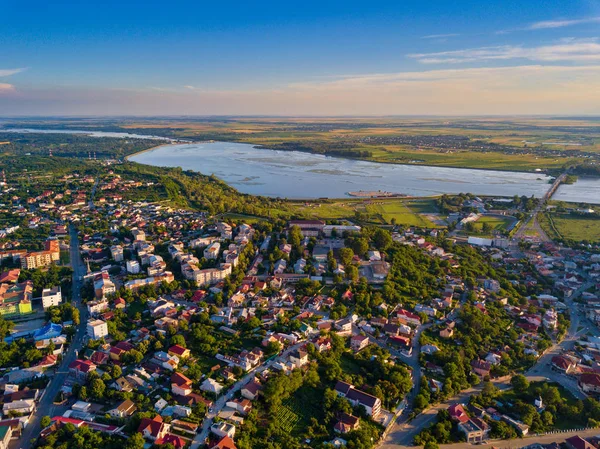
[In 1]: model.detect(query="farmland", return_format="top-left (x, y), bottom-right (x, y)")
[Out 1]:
top-left (540, 211), bottom-right (600, 243)
top-left (271, 387), bottom-right (323, 436)
top-left (224, 197), bottom-right (444, 228)
top-left (5, 116), bottom-right (600, 172)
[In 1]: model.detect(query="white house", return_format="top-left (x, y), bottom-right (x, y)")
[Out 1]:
top-left (204, 242), bottom-right (221, 260)
top-left (201, 378), bottom-right (224, 395)
top-left (87, 319), bottom-right (108, 340)
top-left (126, 260), bottom-right (141, 274)
top-left (41, 286), bottom-right (62, 310)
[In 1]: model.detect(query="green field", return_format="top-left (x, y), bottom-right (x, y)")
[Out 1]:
top-left (367, 146), bottom-right (582, 172)
top-left (541, 212), bottom-right (600, 243)
top-left (244, 197), bottom-right (446, 228)
top-left (272, 387), bottom-right (323, 436)
top-left (365, 201), bottom-right (440, 227)
top-left (473, 215), bottom-right (514, 232)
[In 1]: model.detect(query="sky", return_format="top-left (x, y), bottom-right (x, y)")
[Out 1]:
top-left (1, 0), bottom-right (600, 116)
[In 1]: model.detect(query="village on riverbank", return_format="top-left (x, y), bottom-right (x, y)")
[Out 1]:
top-left (0, 136), bottom-right (600, 449)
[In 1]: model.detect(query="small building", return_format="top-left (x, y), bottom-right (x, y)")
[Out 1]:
top-left (201, 378), bottom-right (224, 395)
top-left (126, 260), bottom-right (141, 274)
top-left (87, 319), bottom-right (108, 340)
top-left (41, 286), bottom-right (62, 310)
top-left (350, 335), bottom-right (370, 352)
top-left (108, 399), bottom-right (137, 418)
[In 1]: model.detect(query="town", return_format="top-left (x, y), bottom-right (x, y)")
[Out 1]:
top-left (0, 158), bottom-right (599, 449)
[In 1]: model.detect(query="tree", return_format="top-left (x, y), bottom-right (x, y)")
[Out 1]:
top-left (265, 341), bottom-right (282, 357)
top-left (424, 441), bottom-right (440, 449)
top-left (171, 334), bottom-right (186, 348)
top-left (373, 228), bottom-right (392, 251)
top-left (125, 432), bottom-right (146, 449)
top-left (351, 238), bottom-right (369, 258)
top-left (510, 374), bottom-right (530, 394)
top-left (89, 378), bottom-right (106, 399)
top-left (414, 394), bottom-right (429, 410)
top-left (339, 248), bottom-right (354, 267)
top-left (41, 415), bottom-right (52, 428)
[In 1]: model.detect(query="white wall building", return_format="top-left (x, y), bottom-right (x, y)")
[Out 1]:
top-left (126, 259), bottom-right (141, 274)
top-left (87, 319), bottom-right (109, 340)
top-left (41, 286), bottom-right (62, 309)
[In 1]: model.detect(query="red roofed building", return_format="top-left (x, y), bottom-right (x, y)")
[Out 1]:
top-left (552, 355), bottom-right (575, 373)
top-left (156, 433), bottom-right (186, 449)
top-left (68, 359), bottom-right (96, 381)
top-left (211, 436), bottom-right (238, 449)
top-left (0, 269), bottom-right (20, 284)
top-left (471, 359), bottom-right (491, 377)
top-left (138, 415), bottom-right (169, 441)
top-left (579, 373), bottom-right (600, 394)
top-left (448, 404), bottom-right (469, 423)
top-left (397, 309), bottom-right (421, 326)
top-left (565, 436), bottom-right (595, 449)
top-left (171, 372), bottom-right (193, 396)
top-left (168, 344), bottom-right (191, 359)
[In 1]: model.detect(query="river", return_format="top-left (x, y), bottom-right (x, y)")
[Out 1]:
top-left (3, 127), bottom-right (599, 201)
top-left (130, 142), bottom-right (555, 199)
top-left (553, 177), bottom-right (600, 205)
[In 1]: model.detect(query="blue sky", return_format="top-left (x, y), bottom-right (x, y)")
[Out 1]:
top-left (2, 0), bottom-right (600, 115)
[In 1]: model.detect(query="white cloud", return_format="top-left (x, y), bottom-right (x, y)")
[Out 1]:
top-left (527, 16), bottom-right (600, 30)
top-left (2, 65), bottom-right (600, 115)
top-left (421, 33), bottom-right (460, 39)
top-left (0, 68), bottom-right (26, 77)
top-left (0, 83), bottom-right (15, 93)
top-left (408, 39), bottom-right (600, 63)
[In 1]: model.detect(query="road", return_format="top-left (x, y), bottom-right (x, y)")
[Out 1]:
top-left (513, 172), bottom-right (565, 243)
top-left (18, 224), bottom-right (90, 449)
top-left (380, 380), bottom-right (512, 449)
top-left (378, 278), bottom-right (598, 449)
top-left (439, 427), bottom-right (600, 449)
top-left (190, 341), bottom-right (307, 449)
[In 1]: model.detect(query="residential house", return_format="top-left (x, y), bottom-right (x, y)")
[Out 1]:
top-left (350, 335), bottom-right (369, 352)
top-left (201, 378), bottom-right (224, 395)
top-left (69, 359), bottom-right (96, 381)
top-left (138, 415), bottom-right (169, 441)
top-left (108, 399), bottom-right (137, 418)
top-left (334, 381), bottom-right (381, 417)
top-left (41, 286), bottom-right (62, 310)
top-left (87, 319), bottom-right (108, 340)
top-left (171, 372), bottom-right (193, 397)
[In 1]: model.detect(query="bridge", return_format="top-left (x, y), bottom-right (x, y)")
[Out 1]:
top-left (512, 172), bottom-right (566, 242)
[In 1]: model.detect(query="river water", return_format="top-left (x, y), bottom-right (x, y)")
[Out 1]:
top-left (4, 127), bottom-right (599, 202)
top-left (130, 142), bottom-right (555, 199)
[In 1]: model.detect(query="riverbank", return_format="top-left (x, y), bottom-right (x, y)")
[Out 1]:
top-left (128, 141), bottom-right (554, 200)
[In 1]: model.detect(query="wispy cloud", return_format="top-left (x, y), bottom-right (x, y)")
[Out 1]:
top-left (0, 68), bottom-right (26, 77)
top-left (0, 83), bottom-right (15, 92)
top-left (421, 33), bottom-right (460, 39)
top-left (408, 39), bottom-right (600, 64)
top-left (2, 65), bottom-right (600, 115)
top-left (527, 16), bottom-right (600, 30)
top-left (497, 16), bottom-right (600, 34)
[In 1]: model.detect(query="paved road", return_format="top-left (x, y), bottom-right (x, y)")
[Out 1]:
top-left (380, 379), bottom-right (512, 449)
top-left (190, 341), bottom-right (307, 449)
top-left (379, 278), bottom-right (598, 449)
top-left (439, 427), bottom-right (600, 449)
top-left (18, 224), bottom-right (90, 449)
top-left (513, 172), bottom-right (565, 243)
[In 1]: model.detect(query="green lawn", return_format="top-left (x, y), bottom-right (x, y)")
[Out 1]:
top-left (272, 386), bottom-right (324, 436)
top-left (473, 215), bottom-right (514, 232)
top-left (541, 212), bottom-right (600, 243)
top-left (365, 201), bottom-right (440, 227)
